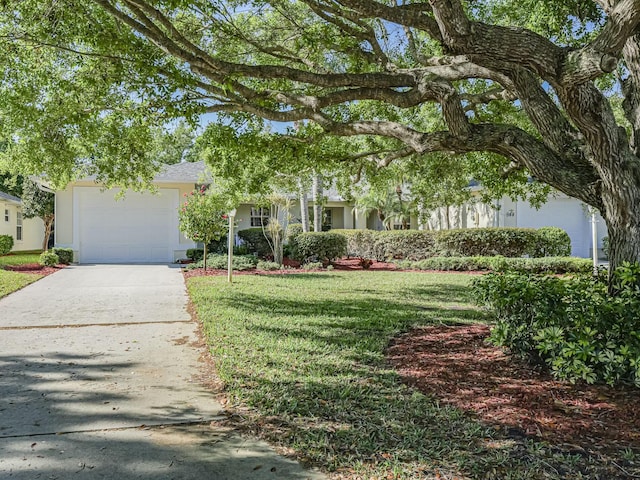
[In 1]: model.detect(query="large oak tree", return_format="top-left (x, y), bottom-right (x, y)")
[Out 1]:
top-left (1, 0), bottom-right (640, 275)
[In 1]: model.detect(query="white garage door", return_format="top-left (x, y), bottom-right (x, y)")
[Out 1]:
top-left (77, 188), bottom-right (179, 263)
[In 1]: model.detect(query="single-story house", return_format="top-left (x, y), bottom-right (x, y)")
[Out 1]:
top-left (51, 160), bottom-right (606, 263)
top-left (0, 191), bottom-right (45, 252)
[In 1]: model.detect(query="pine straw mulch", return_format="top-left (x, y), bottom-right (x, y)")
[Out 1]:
top-left (4, 263), bottom-right (65, 276)
top-left (387, 324), bottom-right (640, 465)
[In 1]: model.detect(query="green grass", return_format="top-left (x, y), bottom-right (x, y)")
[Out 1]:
top-left (0, 252), bottom-right (42, 267)
top-left (188, 271), bottom-right (611, 479)
top-left (0, 269), bottom-right (42, 298)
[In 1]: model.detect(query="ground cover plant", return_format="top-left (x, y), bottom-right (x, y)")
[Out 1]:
top-left (188, 271), bottom-right (631, 479)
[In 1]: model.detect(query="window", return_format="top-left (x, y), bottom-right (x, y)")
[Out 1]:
top-left (16, 212), bottom-right (23, 241)
top-left (4, 209), bottom-right (8, 222)
top-left (250, 207), bottom-right (270, 227)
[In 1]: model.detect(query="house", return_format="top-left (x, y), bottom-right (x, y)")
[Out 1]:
top-left (0, 191), bottom-right (45, 252)
top-left (51, 160), bottom-right (605, 263)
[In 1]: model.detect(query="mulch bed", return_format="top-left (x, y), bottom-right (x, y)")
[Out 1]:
top-left (4, 263), bottom-right (65, 276)
top-left (387, 324), bottom-right (640, 457)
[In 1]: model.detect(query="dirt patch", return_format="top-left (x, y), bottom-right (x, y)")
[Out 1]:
top-left (387, 324), bottom-right (640, 457)
top-left (4, 263), bottom-right (65, 276)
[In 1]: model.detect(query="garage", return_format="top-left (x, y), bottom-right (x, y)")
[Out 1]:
top-left (76, 187), bottom-right (179, 263)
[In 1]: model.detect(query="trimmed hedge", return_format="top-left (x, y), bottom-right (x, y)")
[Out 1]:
top-left (333, 227), bottom-right (572, 261)
top-left (39, 251), bottom-right (59, 267)
top-left (0, 235), bottom-right (14, 255)
top-left (237, 228), bottom-right (272, 258)
top-left (52, 248), bottom-right (74, 264)
top-left (186, 253), bottom-right (258, 271)
top-left (286, 223), bottom-right (304, 244)
top-left (293, 232), bottom-right (347, 264)
top-left (395, 256), bottom-right (592, 274)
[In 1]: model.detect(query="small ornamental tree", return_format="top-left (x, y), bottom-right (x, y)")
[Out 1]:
top-left (178, 188), bottom-right (231, 271)
top-left (21, 179), bottom-right (55, 251)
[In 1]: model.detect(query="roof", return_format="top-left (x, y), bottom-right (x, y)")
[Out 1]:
top-left (0, 191), bottom-right (21, 204)
top-left (153, 161), bottom-right (211, 184)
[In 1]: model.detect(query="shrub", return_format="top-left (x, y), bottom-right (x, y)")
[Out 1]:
top-left (186, 248), bottom-right (204, 262)
top-left (533, 227), bottom-right (571, 257)
top-left (293, 232), bottom-right (347, 263)
top-left (39, 251), bottom-right (59, 267)
top-left (237, 228), bottom-right (272, 258)
top-left (51, 248), bottom-right (74, 264)
top-left (472, 263), bottom-right (640, 387)
top-left (286, 223), bottom-right (304, 245)
top-left (257, 260), bottom-right (281, 271)
top-left (0, 235), bottom-right (14, 255)
top-left (187, 254), bottom-right (258, 271)
top-left (302, 261), bottom-right (324, 271)
top-left (397, 256), bottom-right (592, 274)
top-left (435, 228), bottom-right (538, 257)
top-left (376, 230), bottom-right (438, 261)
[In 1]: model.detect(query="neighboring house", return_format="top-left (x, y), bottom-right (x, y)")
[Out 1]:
top-left (0, 191), bottom-right (45, 252)
top-left (423, 191), bottom-right (608, 258)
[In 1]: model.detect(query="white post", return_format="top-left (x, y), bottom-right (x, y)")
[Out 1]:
top-left (227, 208), bottom-right (237, 283)
top-left (590, 207), bottom-right (598, 276)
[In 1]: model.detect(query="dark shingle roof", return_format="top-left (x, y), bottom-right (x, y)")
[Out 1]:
top-left (0, 191), bottom-right (21, 203)
top-left (154, 161), bottom-right (211, 183)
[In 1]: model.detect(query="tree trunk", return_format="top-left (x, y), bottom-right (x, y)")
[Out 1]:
top-left (203, 242), bottom-right (208, 271)
top-left (312, 172), bottom-right (323, 232)
top-left (42, 214), bottom-right (54, 251)
top-left (298, 179), bottom-right (310, 233)
top-left (444, 206), bottom-right (451, 230)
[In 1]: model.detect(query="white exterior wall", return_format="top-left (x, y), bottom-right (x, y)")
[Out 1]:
top-left (0, 200), bottom-right (45, 252)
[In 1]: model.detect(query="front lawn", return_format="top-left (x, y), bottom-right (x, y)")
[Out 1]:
top-left (0, 269), bottom-right (43, 298)
top-left (188, 271), bottom-right (606, 479)
top-left (0, 252), bottom-right (42, 267)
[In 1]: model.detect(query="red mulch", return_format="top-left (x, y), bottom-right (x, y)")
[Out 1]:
top-left (4, 263), bottom-right (65, 276)
top-left (387, 324), bottom-right (640, 455)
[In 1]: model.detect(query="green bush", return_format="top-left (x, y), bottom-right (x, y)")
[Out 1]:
top-left (293, 232), bottom-right (347, 263)
top-left (435, 228), bottom-right (538, 257)
top-left (187, 253), bottom-right (258, 271)
top-left (472, 263), bottom-right (640, 387)
top-left (0, 235), bottom-right (14, 255)
top-left (332, 229), bottom-right (380, 259)
top-left (533, 227), bottom-right (571, 257)
top-left (186, 248), bottom-right (204, 262)
top-left (396, 256), bottom-right (592, 274)
top-left (286, 223), bottom-right (304, 244)
top-left (257, 260), bottom-right (281, 271)
top-left (39, 251), bottom-right (59, 267)
top-left (302, 261), bottom-right (324, 271)
top-left (51, 248), bottom-right (74, 264)
top-left (237, 228), bottom-right (272, 258)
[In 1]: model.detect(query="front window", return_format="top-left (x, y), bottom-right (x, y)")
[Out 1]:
top-left (4, 209), bottom-right (8, 222)
top-left (16, 212), bottom-right (23, 241)
top-left (250, 207), bottom-right (269, 227)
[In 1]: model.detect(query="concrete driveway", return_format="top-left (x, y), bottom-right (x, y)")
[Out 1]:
top-left (0, 264), bottom-right (324, 479)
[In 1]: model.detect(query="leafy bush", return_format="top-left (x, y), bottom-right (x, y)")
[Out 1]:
top-left (332, 229), bottom-right (381, 259)
top-left (293, 232), bottom-right (347, 263)
top-left (286, 223), bottom-right (304, 245)
top-left (237, 228), bottom-right (272, 258)
top-left (533, 227), bottom-right (571, 257)
top-left (435, 228), bottom-right (538, 257)
top-left (472, 263), bottom-right (640, 387)
top-left (39, 251), bottom-right (59, 267)
top-left (396, 256), bottom-right (592, 274)
top-left (186, 253), bottom-right (258, 271)
top-left (51, 248), bottom-right (74, 264)
top-left (186, 248), bottom-right (204, 262)
top-left (302, 261), bottom-right (324, 271)
top-left (0, 235), bottom-right (14, 255)
top-left (257, 260), bottom-right (281, 271)
top-left (375, 230), bottom-right (438, 261)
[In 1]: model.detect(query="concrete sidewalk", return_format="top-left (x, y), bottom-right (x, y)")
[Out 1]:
top-left (0, 265), bottom-right (324, 479)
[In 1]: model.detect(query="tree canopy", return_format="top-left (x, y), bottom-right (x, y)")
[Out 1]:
top-left (1, 0), bottom-right (640, 271)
